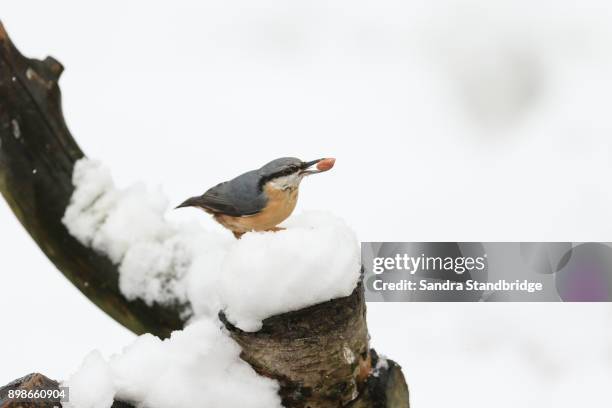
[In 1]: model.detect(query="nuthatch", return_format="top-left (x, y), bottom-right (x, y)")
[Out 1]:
top-left (176, 157), bottom-right (336, 238)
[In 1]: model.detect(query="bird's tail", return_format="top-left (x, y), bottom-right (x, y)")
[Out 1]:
top-left (175, 196), bottom-right (204, 210)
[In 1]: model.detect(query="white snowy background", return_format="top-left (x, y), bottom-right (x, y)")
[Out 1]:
top-left (2, 1), bottom-right (612, 407)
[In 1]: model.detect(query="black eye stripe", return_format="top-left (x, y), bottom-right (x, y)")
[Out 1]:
top-left (277, 166), bottom-right (298, 177)
top-left (258, 166), bottom-right (299, 190)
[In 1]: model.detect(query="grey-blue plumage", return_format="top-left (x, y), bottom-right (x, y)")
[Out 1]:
top-left (178, 157), bottom-right (304, 217)
top-left (177, 156), bottom-right (334, 238)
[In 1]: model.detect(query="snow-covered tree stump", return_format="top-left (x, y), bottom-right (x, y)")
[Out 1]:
top-left (221, 281), bottom-right (408, 407)
top-left (0, 21), bottom-right (409, 407)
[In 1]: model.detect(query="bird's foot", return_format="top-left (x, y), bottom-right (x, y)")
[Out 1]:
top-left (232, 227), bottom-right (285, 239)
top-left (267, 226), bottom-right (285, 233)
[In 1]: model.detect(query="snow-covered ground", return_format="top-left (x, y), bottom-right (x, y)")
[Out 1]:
top-left (2, 1), bottom-right (612, 407)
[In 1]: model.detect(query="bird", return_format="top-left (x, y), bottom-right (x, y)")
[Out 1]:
top-left (176, 157), bottom-right (336, 238)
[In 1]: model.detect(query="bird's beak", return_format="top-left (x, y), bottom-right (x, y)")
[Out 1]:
top-left (175, 196), bottom-right (203, 209)
top-left (299, 158), bottom-right (336, 176)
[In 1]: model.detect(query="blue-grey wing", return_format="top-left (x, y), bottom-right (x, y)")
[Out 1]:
top-left (198, 170), bottom-right (266, 217)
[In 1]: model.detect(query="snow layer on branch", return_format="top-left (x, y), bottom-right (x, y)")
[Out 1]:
top-left (63, 159), bottom-right (360, 331)
top-left (63, 318), bottom-right (282, 408)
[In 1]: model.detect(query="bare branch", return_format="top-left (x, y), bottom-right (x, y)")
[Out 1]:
top-left (0, 21), bottom-right (183, 338)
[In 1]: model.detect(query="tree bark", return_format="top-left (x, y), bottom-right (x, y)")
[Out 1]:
top-left (0, 373), bottom-right (61, 408)
top-left (0, 21), bottom-right (183, 338)
top-left (0, 373), bottom-right (129, 408)
top-left (0, 22), bottom-right (409, 407)
top-left (222, 281), bottom-right (409, 407)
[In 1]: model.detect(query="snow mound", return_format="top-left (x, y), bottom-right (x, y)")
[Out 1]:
top-left (218, 212), bottom-right (360, 331)
top-left (63, 318), bottom-right (282, 408)
top-left (63, 159), bottom-right (360, 331)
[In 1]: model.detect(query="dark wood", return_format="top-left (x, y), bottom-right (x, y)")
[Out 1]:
top-left (0, 21), bottom-right (184, 338)
top-left (349, 351), bottom-right (410, 408)
top-left (0, 373), bottom-right (61, 408)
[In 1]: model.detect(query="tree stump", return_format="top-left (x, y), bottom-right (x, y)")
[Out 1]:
top-left (222, 281), bottom-right (409, 407)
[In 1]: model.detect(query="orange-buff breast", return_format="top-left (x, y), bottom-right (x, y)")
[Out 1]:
top-left (214, 184), bottom-right (299, 234)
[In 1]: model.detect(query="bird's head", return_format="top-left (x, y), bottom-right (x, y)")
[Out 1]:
top-left (259, 157), bottom-right (335, 190)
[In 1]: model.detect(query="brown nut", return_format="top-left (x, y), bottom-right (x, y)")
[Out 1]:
top-left (316, 158), bottom-right (336, 172)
